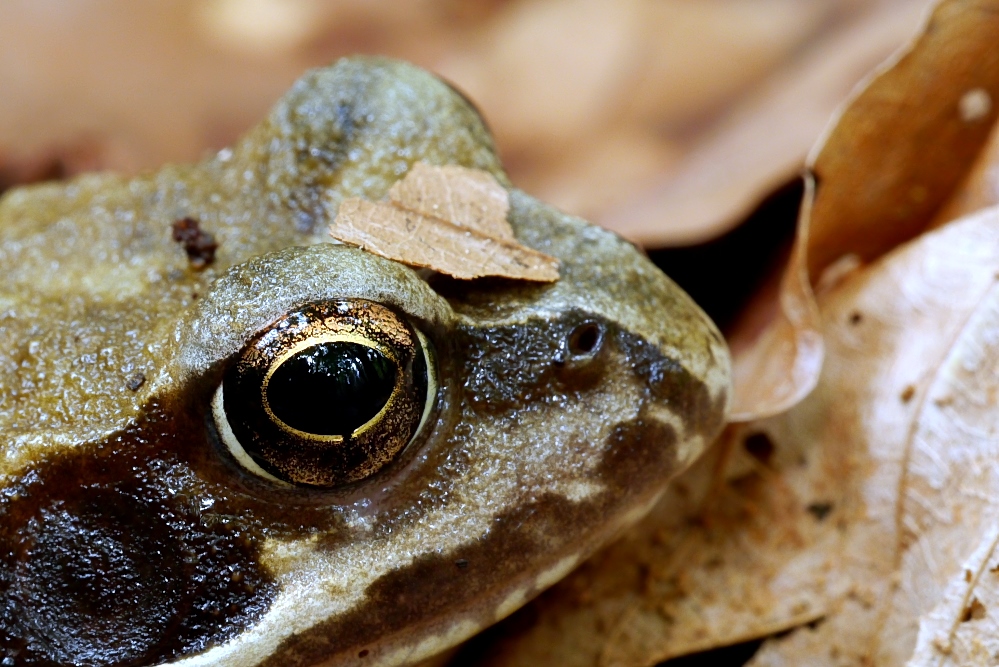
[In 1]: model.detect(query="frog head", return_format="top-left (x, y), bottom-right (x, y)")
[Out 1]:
top-left (0, 57), bottom-right (729, 667)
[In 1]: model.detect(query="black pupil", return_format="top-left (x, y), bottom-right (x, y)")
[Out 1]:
top-left (266, 341), bottom-right (397, 436)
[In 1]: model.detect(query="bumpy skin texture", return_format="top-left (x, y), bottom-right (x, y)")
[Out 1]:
top-left (0, 58), bottom-right (730, 667)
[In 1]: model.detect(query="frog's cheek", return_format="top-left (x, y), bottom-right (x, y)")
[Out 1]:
top-left (0, 415), bottom-right (279, 667)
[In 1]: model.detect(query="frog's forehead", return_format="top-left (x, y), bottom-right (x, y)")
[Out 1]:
top-left (0, 55), bottom-right (505, 475)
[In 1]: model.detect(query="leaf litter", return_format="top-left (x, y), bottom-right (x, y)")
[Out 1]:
top-left (731, 0), bottom-right (999, 421)
top-left (602, 0), bottom-right (931, 247)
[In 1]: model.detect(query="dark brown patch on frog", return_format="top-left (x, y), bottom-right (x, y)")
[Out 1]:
top-left (458, 312), bottom-right (723, 441)
top-left (597, 418), bottom-right (679, 495)
top-left (0, 407), bottom-right (277, 667)
top-left (616, 329), bottom-right (726, 439)
top-left (171, 217), bottom-right (218, 269)
top-left (457, 312), bottom-right (610, 415)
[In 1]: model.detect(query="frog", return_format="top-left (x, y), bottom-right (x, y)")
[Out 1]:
top-left (0, 57), bottom-right (730, 667)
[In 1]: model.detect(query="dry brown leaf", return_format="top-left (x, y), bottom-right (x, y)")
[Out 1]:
top-left (907, 532), bottom-right (999, 665)
top-left (931, 118), bottom-right (999, 227)
top-left (807, 1), bottom-right (999, 275)
top-left (730, 0), bottom-right (999, 421)
top-left (331, 164), bottom-right (559, 281)
top-left (745, 205), bottom-right (999, 667)
top-left (601, 0), bottom-right (929, 247)
top-left (332, 199), bottom-right (558, 281)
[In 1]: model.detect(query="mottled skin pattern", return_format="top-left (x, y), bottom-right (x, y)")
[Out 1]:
top-left (0, 58), bottom-right (730, 667)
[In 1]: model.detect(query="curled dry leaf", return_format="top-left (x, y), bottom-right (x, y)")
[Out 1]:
top-left (746, 205), bottom-right (999, 666)
top-left (601, 0), bottom-right (929, 247)
top-left (330, 162), bottom-right (559, 282)
top-left (931, 115), bottom-right (999, 226)
top-left (731, 0), bottom-right (999, 421)
top-left (907, 529), bottom-right (999, 666)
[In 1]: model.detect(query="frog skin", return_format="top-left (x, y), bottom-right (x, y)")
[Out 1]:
top-left (0, 57), bottom-right (730, 667)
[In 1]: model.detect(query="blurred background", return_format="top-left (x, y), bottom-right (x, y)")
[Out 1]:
top-left (0, 0), bottom-right (933, 320)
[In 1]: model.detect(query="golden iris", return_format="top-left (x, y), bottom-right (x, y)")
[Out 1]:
top-left (212, 300), bottom-right (436, 487)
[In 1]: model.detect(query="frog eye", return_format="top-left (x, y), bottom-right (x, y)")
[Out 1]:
top-left (211, 300), bottom-right (437, 487)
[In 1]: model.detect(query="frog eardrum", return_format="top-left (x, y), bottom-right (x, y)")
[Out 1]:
top-left (213, 299), bottom-right (437, 487)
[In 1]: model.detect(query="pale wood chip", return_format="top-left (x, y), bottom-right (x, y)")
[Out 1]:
top-left (332, 197), bottom-right (559, 282)
top-left (387, 162), bottom-right (514, 240)
top-left (331, 163), bottom-right (558, 281)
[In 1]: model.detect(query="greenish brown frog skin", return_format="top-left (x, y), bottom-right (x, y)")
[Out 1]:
top-left (0, 57), bottom-right (730, 667)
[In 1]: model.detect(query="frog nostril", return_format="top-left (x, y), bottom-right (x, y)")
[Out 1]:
top-left (567, 322), bottom-right (603, 357)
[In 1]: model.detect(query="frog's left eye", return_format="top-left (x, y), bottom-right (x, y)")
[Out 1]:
top-left (211, 299), bottom-right (437, 487)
